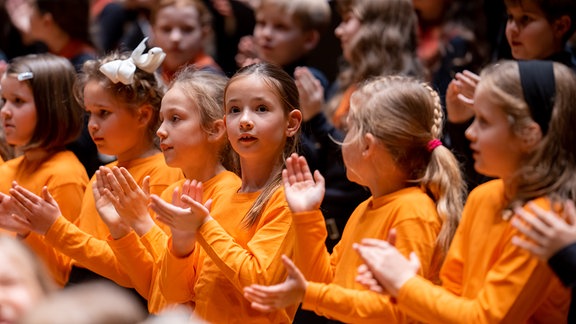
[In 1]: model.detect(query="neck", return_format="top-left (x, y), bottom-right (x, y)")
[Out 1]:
top-left (116, 144), bottom-right (160, 166)
top-left (182, 161), bottom-right (226, 183)
top-left (42, 28), bottom-right (71, 54)
top-left (23, 147), bottom-right (52, 163)
top-left (239, 156), bottom-right (282, 193)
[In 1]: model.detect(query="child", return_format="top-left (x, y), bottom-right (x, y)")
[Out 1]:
top-left (242, 75), bottom-right (465, 323)
top-left (152, 62), bottom-right (302, 323)
top-left (0, 234), bottom-right (56, 324)
top-left (355, 60), bottom-right (573, 322)
top-left (0, 53), bottom-right (88, 235)
top-left (150, 0), bottom-right (223, 83)
top-left (6, 43), bottom-right (183, 287)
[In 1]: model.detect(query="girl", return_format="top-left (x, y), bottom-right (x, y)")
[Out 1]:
top-left (243, 76), bottom-right (465, 323)
top-left (0, 234), bottom-right (55, 324)
top-left (0, 53), bottom-right (88, 236)
top-left (355, 60), bottom-right (573, 322)
top-left (6, 44), bottom-right (183, 287)
top-left (150, 0), bottom-right (222, 83)
top-left (152, 62), bottom-right (302, 323)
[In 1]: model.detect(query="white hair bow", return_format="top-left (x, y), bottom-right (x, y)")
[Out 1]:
top-left (99, 38), bottom-right (166, 85)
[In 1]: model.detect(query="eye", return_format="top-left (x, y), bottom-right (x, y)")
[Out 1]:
top-left (256, 105), bottom-right (268, 112)
top-left (98, 109), bottom-right (110, 118)
top-left (228, 105), bottom-right (240, 114)
top-left (170, 114), bottom-right (181, 122)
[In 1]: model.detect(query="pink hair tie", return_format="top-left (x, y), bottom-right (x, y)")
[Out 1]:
top-left (427, 139), bottom-right (442, 152)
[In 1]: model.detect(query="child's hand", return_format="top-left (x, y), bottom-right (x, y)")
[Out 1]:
top-left (295, 67), bottom-right (324, 122)
top-left (151, 182), bottom-right (210, 257)
top-left (446, 70), bottom-right (479, 123)
top-left (511, 200), bottom-right (576, 261)
top-left (354, 238), bottom-right (420, 298)
top-left (92, 170), bottom-right (130, 239)
top-left (9, 184), bottom-right (61, 235)
top-left (355, 263), bottom-right (385, 293)
top-left (282, 153), bottom-right (325, 213)
top-left (243, 255), bottom-right (307, 312)
top-left (0, 192), bottom-right (31, 235)
top-left (102, 166), bottom-right (154, 236)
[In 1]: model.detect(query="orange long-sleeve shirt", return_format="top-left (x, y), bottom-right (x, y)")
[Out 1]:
top-left (0, 151), bottom-right (88, 286)
top-left (33, 153), bottom-right (183, 285)
top-left (160, 185), bottom-right (297, 323)
top-left (396, 180), bottom-right (570, 323)
top-left (109, 171), bottom-right (241, 314)
top-left (297, 186), bottom-right (442, 323)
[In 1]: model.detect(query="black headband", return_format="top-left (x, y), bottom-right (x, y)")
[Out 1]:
top-left (518, 60), bottom-right (556, 135)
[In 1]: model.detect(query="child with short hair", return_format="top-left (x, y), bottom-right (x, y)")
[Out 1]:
top-left (0, 53), bottom-right (88, 237)
top-left (356, 60), bottom-right (573, 322)
top-left (243, 75), bottom-right (465, 323)
top-left (150, 0), bottom-right (223, 83)
top-left (154, 63), bottom-right (303, 323)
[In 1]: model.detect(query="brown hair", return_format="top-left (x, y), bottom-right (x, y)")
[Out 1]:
top-left (151, 0), bottom-right (212, 28)
top-left (74, 52), bottom-right (164, 147)
top-left (224, 63), bottom-right (301, 228)
top-left (348, 75), bottom-right (465, 254)
top-left (257, 0), bottom-right (331, 34)
top-left (7, 53), bottom-right (83, 152)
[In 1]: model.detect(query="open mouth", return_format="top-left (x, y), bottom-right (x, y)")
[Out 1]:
top-left (239, 134), bottom-right (256, 142)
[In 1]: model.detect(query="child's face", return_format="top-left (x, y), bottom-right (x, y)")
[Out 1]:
top-left (335, 10), bottom-right (362, 62)
top-left (152, 5), bottom-right (205, 72)
top-left (0, 75), bottom-right (37, 148)
top-left (253, 5), bottom-right (314, 67)
top-left (341, 121), bottom-right (366, 186)
top-left (84, 80), bottom-right (150, 162)
top-left (506, 1), bottom-right (565, 60)
top-left (224, 75), bottom-right (292, 161)
top-left (157, 86), bottom-right (213, 173)
top-left (465, 86), bottom-right (525, 179)
top-left (0, 250), bottom-right (44, 324)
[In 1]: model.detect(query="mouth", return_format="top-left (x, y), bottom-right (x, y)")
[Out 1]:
top-left (239, 134), bottom-right (257, 143)
top-left (160, 144), bottom-right (173, 152)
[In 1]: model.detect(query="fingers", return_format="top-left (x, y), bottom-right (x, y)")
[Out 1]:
top-left (387, 228), bottom-right (397, 247)
top-left (565, 200), bottom-right (576, 225)
top-left (360, 238), bottom-right (392, 249)
top-left (513, 206), bottom-right (552, 240)
top-left (118, 167), bottom-right (140, 192)
top-left (511, 235), bottom-right (544, 256)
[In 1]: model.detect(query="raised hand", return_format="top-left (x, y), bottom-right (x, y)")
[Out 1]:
top-left (243, 255), bottom-right (307, 312)
top-left (92, 169), bottom-right (130, 239)
top-left (446, 70), bottom-right (480, 123)
top-left (151, 180), bottom-right (211, 257)
top-left (9, 183), bottom-right (61, 235)
top-left (294, 67), bottom-right (324, 122)
top-left (101, 166), bottom-right (154, 236)
top-left (282, 153), bottom-right (325, 213)
top-left (511, 200), bottom-right (576, 261)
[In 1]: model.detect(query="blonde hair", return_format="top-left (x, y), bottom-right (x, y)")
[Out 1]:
top-left (224, 63), bottom-right (301, 228)
top-left (169, 67), bottom-right (238, 173)
top-left (257, 0), bottom-right (331, 33)
top-left (480, 60), bottom-right (576, 204)
top-left (348, 76), bottom-right (465, 254)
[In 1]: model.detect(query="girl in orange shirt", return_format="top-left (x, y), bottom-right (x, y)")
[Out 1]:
top-left (0, 53), bottom-right (88, 246)
top-left (355, 60), bottom-right (574, 323)
top-left (242, 76), bottom-right (465, 323)
top-left (152, 63), bottom-right (303, 323)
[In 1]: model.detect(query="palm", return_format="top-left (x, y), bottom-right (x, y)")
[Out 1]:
top-left (282, 153), bottom-right (325, 213)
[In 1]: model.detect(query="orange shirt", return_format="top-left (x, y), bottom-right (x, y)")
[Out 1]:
top-left (160, 185), bottom-right (297, 323)
top-left (396, 180), bottom-right (570, 323)
top-left (298, 187), bottom-right (442, 323)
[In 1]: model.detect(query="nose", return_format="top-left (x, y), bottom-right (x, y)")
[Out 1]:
top-left (0, 103), bottom-right (11, 120)
top-left (506, 20), bottom-right (518, 35)
top-left (335, 22), bottom-right (344, 39)
top-left (87, 114), bottom-right (99, 133)
top-left (465, 121), bottom-right (476, 141)
top-left (156, 122), bottom-right (167, 139)
top-left (170, 28), bottom-right (182, 42)
top-left (239, 110), bottom-right (254, 131)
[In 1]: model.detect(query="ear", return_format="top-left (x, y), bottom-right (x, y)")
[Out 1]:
top-left (303, 30), bottom-right (320, 52)
top-left (285, 110), bottom-right (303, 137)
top-left (136, 105), bottom-right (154, 128)
top-left (520, 121), bottom-right (543, 152)
top-left (207, 119), bottom-right (226, 143)
top-left (362, 133), bottom-right (377, 159)
top-left (553, 15), bottom-right (572, 40)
